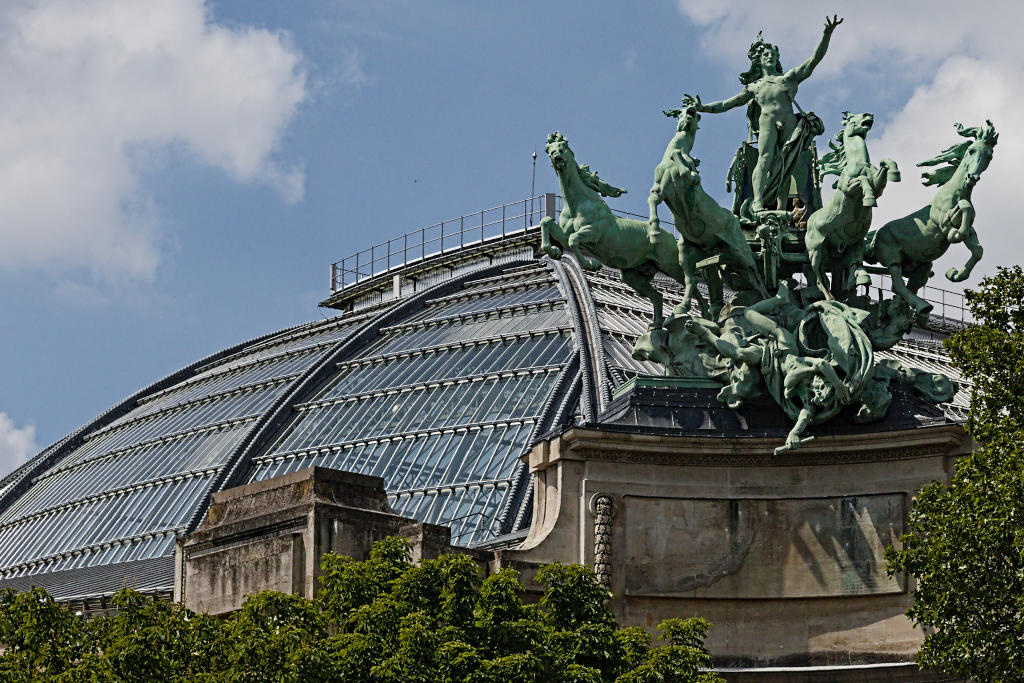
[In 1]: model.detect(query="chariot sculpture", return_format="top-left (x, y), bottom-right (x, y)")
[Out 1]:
top-left (539, 15), bottom-right (992, 454)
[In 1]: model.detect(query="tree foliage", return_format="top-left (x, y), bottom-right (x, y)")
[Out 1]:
top-left (0, 537), bottom-right (722, 682)
top-left (887, 265), bottom-right (1024, 682)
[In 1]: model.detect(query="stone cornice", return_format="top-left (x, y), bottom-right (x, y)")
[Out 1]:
top-left (527, 423), bottom-right (970, 471)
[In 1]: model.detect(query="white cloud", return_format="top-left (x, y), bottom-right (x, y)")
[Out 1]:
top-left (337, 45), bottom-right (369, 87)
top-left (0, 0), bottom-right (307, 282)
top-left (674, 1), bottom-right (1023, 77)
top-left (0, 413), bottom-right (37, 477)
top-left (869, 57), bottom-right (1018, 288)
top-left (675, 1), bottom-right (1024, 290)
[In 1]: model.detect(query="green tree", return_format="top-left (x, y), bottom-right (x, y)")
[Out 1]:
top-left (887, 265), bottom-right (1024, 682)
top-left (0, 537), bottom-right (723, 681)
top-left (0, 587), bottom-right (86, 681)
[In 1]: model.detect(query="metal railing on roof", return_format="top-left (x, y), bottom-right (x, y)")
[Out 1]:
top-left (326, 194), bottom-right (968, 330)
top-left (328, 194), bottom-right (685, 295)
top-left (867, 274), bottom-right (971, 331)
top-left (329, 195), bottom-right (560, 294)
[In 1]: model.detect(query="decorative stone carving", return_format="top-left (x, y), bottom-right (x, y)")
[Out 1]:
top-left (592, 493), bottom-right (615, 588)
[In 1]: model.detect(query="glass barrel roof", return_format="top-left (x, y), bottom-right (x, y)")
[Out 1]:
top-left (246, 262), bottom-right (575, 546)
top-left (0, 255), bottom-right (580, 599)
top-left (0, 315), bottom-right (367, 583)
top-left (0, 220), bottom-right (972, 601)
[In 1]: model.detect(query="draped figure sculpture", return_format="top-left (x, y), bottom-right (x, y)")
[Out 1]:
top-left (683, 16), bottom-right (842, 214)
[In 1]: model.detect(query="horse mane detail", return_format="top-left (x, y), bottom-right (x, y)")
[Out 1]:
top-left (578, 164), bottom-right (626, 198)
top-left (546, 131), bottom-right (626, 197)
top-left (918, 120), bottom-right (998, 187)
top-left (817, 111), bottom-right (852, 186)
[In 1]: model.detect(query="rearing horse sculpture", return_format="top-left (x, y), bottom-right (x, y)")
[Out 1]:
top-left (540, 131), bottom-right (696, 327)
top-left (865, 121), bottom-right (997, 320)
top-left (648, 105), bottom-right (767, 317)
top-left (804, 112), bottom-right (899, 301)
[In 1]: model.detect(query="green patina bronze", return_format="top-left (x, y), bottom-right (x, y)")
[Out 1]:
top-left (538, 15), bottom-right (990, 455)
top-left (866, 121), bottom-right (997, 321)
top-left (805, 112), bottom-right (899, 301)
top-left (540, 132), bottom-right (691, 327)
top-left (684, 290), bottom-right (874, 455)
top-left (684, 15), bottom-right (842, 214)
top-left (647, 105), bottom-right (768, 317)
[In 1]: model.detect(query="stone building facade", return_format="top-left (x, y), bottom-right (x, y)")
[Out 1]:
top-left (0, 203), bottom-right (967, 680)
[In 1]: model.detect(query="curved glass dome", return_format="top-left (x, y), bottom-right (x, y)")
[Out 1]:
top-left (0, 207), bottom-right (970, 603)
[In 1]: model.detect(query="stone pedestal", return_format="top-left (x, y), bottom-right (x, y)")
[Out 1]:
top-left (515, 414), bottom-right (969, 676)
top-left (175, 467), bottom-right (451, 615)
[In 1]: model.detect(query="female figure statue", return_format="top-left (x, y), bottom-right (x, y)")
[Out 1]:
top-left (684, 16), bottom-right (842, 214)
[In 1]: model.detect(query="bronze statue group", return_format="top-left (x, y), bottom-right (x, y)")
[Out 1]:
top-left (539, 16), bottom-right (993, 454)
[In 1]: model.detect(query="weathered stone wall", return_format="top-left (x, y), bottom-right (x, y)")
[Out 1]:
top-left (176, 467), bottom-right (456, 615)
top-left (513, 424), bottom-right (970, 670)
top-left (174, 432), bottom-right (968, 679)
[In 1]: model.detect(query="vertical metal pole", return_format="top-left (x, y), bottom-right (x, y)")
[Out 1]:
top-left (481, 210), bottom-right (485, 243)
top-left (531, 149), bottom-right (537, 219)
top-left (460, 215), bottom-right (464, 247)
top-left (404, 233), bottom-right (408, 266)
top-left (544, 193), bottom-right (557, 220)
top-left (330, 262), bottom-right (336, 294)
top-left (502, 204), bottom-right (506, 237)
top-left (387, 239), bottom-right (391, 271)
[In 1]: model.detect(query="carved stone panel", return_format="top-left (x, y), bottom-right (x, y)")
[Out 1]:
top-left (623, 493), bottom-right (904, 599)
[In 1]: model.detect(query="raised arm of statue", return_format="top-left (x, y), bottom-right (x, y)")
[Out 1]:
top-left (683, 91), bottom-right (752, 115)
top-left (789, 15), bottom-right (843, 83)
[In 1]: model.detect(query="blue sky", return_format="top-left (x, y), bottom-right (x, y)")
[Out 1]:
top-left (0, 0), bottom-right (1019, 473)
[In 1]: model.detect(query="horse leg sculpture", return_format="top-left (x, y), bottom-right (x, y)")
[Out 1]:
top-left (887, 262), bottom-right (933, 319)
top-left (621, 266), bottom-right (665, 328)
top-left (867, 159), bottom-right (898, 207)
top-left (903, 263), bottom-right (934, 326)
top-left (879, 159), bottom-right (901, 186)
top-left (841, 242), bottom-right (869, 295)
top-left (677, 241), bottom-right (710, 318)
top-left (567, 225), bottom-right (603, 271)
top-left (947, 225), bottom-right (983, 283)
top-left (805, 227), bottom-right (833, 300)
top-left (946, 199), bottom-right (974, 245)
top-left (539, 216), bottom-right (565, 259)
top-left (855, 174), bottom-right (876, 207)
